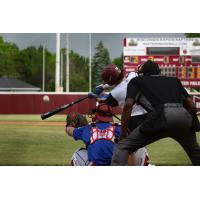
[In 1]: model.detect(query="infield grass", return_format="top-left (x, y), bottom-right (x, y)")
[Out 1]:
top-left (0, 114), bottom-right (199, 166)
top-left (0, 114), bottom-right (66, 122)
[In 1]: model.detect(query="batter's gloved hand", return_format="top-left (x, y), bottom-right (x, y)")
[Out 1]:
top-left (94, 85), bottom-right (104, 95)
top-left (88, 85), bottom-right (104, 99)
top-left (88, 92), bottom-right (98, 99)
top-left (66, 112), bottom-right (88, 128)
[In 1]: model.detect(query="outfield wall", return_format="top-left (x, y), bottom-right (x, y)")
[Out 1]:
top-left (1, 92), bottom-right (200, 115)
top-left (0, 92), bottom-right (122, 115)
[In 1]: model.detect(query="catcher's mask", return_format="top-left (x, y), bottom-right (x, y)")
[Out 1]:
top-left (101, 64), bottom-right (124, 86)
top-left (91, 103), bottom-right (114, 123)
top-left (66, 112), bottom-right (88, 128)
top-left (137, 60), bottom-right (161, 76)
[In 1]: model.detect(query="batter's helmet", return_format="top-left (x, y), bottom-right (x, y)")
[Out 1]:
top-left (101, 64), bottom-right (124, 86)
top-left (138, 60), bottom-right (161, 76)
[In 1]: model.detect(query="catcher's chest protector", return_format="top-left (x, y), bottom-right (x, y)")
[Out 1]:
top-left (90, 125), bottom-right (116, 144)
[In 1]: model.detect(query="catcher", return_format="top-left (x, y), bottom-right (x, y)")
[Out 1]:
top-left (65, 103), bottom-right (150, 166)
top-left (65, 103), bottom-right (121, 166)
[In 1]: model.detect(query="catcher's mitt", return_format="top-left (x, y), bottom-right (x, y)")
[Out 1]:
top-left (66, 112), bottom-right (88, 128)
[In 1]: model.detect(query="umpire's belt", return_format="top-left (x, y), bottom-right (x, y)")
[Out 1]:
top-left (164, 103), bottom-right (183, 108)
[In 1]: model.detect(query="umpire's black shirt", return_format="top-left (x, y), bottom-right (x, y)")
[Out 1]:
top-left (126, 75), bottom-right (189, 107)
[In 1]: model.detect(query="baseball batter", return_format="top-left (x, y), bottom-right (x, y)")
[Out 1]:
top-left (95, 64), bottom-right (150, 165)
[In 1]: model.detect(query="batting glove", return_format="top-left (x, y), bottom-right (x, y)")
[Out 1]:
top-left (88, 92), bottom-right (98, 99)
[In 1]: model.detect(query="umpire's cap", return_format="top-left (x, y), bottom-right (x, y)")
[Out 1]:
top-left (138, 60), bottom-right (161, 76)
top-left (101, 64), bottom-right (124, 86)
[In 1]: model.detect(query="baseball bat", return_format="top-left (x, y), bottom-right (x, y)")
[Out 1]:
top-left (41, 95), bottom-right (89, 120)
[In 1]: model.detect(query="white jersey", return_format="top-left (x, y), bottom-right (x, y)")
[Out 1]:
top-left (111, 72), bottom-right (147, 116)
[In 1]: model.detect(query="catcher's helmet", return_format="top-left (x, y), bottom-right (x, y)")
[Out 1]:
top-left (66, 112), bottom-right (88, 128)
top-left (101, 64), bottom-right (124, 86)
top-left (92, 103), bottom-right (113, 123)
top-left (137, 60), bottom-right (161, 76)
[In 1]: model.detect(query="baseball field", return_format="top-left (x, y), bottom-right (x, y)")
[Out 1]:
top-left (0, 114), bottom-right (199, 166)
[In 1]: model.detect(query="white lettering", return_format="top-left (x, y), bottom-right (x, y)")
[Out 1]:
top-left (181, 81), bottom-right (200, 86)
top-left (181, 81), bottom-right (189, 86)
top-left (196, 102), bottom-right (200, 109)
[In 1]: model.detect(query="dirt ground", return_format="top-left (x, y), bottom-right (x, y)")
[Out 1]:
top-left (0, 121), bottom-right (65, 126)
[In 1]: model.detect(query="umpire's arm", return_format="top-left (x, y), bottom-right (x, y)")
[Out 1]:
top-left (177, 78), bottom-right (196, 111)
top-left (121, 78), bottom-right (139, 140)
top-left (184, 96), bottom-right (196, 111)
top-left (121, 98), bottom-right (135, 140)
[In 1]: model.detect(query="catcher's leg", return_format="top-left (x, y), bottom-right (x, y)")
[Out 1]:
top-left (70, 148), bottom-right (90, 166)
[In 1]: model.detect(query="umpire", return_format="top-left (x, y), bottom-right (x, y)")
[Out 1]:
top-left (111, 60), bottom-right (200, 166)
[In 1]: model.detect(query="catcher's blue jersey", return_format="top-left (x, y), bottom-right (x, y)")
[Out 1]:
top-left (73, 122), bottom-right (121, 166)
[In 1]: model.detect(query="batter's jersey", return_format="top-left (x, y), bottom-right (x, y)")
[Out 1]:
top-left (73, 122), bottom-right (121, 166)
top-left (110, 72), bottom-right (147, 116)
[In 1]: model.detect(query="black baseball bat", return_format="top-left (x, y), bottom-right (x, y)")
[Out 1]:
top-left (41, 95), bottom-right (89, 120)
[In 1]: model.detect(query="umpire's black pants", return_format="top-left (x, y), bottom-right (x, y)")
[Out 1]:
top-left (111, 107), bottom-right (200, 165)
top-left (112, 108), bottom-right (200, 166)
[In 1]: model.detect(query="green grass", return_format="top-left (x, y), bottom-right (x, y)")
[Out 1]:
top-left (0, 115), bottom-right (200, 166)
top-left (147, 138), bottom-right (196, 165)
top-left (0, 124), bottom-right (82, 166)
top-left (0, 114), bottom-right (66, 122)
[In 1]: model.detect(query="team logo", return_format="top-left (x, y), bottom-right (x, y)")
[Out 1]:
top-left (183, 49), bottom-right (187, 54)
top-left (128, 39), bottom-right (138, 46)
top-left (193, 39), bottom-right (200, 46)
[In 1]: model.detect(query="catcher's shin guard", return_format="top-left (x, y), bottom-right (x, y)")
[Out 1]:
top-left (70, 148), bottom-right (90, 166)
